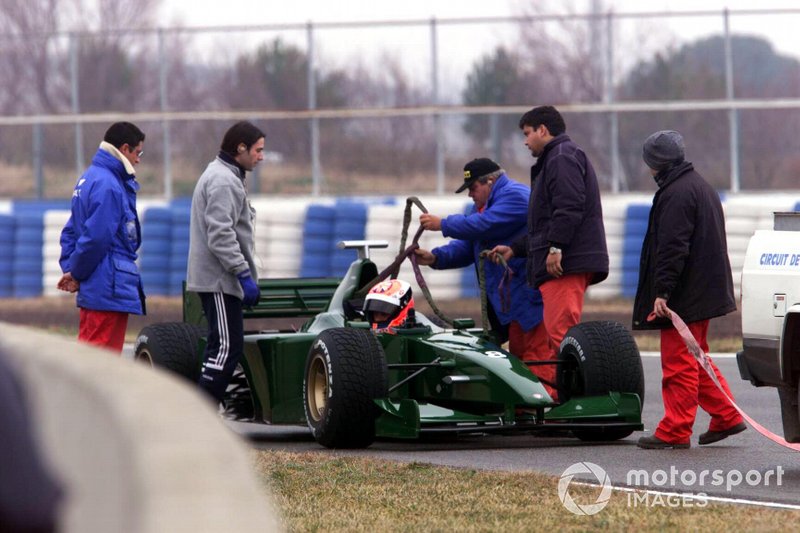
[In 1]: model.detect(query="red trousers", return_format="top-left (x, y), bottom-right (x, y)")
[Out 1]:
top-left (654, 319), bottom-right (743, 443)
top-left (78, 308), bottom-right (128, 354)
top-left (510, 320), bottom-right (555, 399)
top-left (534, 273), bottom-right (592, 400)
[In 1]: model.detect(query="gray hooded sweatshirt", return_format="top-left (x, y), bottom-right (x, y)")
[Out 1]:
top-left (186, 157), bottom-right (258, 298)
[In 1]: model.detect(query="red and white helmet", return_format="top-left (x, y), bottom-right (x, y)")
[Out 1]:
top-left (364, 279), bottom-right (415, 333)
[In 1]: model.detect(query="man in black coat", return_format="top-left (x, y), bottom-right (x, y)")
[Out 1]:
top-left (491, 106), bottom-right (608, 402)
top-left (633, 130), bottom-right (746, 450)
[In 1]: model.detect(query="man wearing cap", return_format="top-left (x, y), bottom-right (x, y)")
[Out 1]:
top-left (634, 130), bottom-right (745, 449)
top-left (414, 158), bottom-right (551, 398)
top-left (491, 106), bottom-right (608, 398)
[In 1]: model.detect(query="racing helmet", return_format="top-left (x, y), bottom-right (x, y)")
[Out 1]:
top-left (363, 279), bottom-right (415, 332)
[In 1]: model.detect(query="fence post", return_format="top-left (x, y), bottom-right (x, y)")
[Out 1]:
top-left (69, 33), bottom-right (84, 179)
top-left (158, 28), bottom-right (173, 201)
top-left (724, 8), bottom-right (741, 192)
top-left (307, 21), bottom-right (321, 197)
top-left (606, 10), bottom-right (623, 192)
top-left (431, 17), bottom-right (444, 195)
top-left (33, 123), bottom-right (43, 198)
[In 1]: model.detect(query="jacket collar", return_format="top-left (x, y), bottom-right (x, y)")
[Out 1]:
top-left (217, 151), bottom-right (247, 180)
top-left (655, 160), bottom-right (694, 189)
top-left (486, 173), bottom-right (508, 208)
top-left (530, 134), bottom-right (572, 180)
top-left (99, 141), bottom-right (136, 176)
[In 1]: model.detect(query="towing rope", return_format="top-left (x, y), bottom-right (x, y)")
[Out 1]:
top-left (657, 308), bottom-right (800, 452)
top-left (354, 197), bottom-right (453, 327)
top-left (355, 197), bottom-right (514, 335)
top-left (477, 250), bottom-right (513, 338)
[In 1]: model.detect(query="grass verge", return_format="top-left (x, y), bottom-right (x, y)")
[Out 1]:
top-left (255, 451), bottom-right (796, 532)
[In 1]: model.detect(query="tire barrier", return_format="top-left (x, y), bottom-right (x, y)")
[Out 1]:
top-left (252, 197), bottom-right (307, 278)
top-left (0, 214), bottom-right (15, 297)
top-left (621, 203), bottom-right (651, 298)
top-left (330, 201), bottom-right (367, 277)
top-left (168, 206), bottom-right (191, 296)
top-left (4, 194), bottom-right (800, 301)
top-left (13, 213), bottom-right (45, 298)
top-left (140, 206), bottom-right (173, 296)
top-left (301, 203), bottom-right (336, 277)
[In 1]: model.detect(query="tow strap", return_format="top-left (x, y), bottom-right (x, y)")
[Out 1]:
top-left (659, 308), bottom-right (800, 452)
top-left (353, 197), bottom-right (453, 327)
top-left (354, 197), bottom-right (513, 337)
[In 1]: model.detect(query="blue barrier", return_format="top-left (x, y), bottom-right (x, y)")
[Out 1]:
top-left (301, 204), bottom-right (336, 277)
top-left (621, 203), bottom-right (650, 298)
top-left (330, 202), bottom-right (367, 277)
top-left (168, 208), bottom-right (191, 296)
top-left (12, 214), bottom-right (44, 298)
top-left (0, 215), bottom-right (15, 296)
top-left (140, 207), bottom-right (172, 296)
top-left (11, 199), bottom-right (70, 213)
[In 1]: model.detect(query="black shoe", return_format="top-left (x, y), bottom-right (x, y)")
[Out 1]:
top-left (698, 422), bottom-right (747, 445)
top-left (637, 435), bottom-right (690, 449)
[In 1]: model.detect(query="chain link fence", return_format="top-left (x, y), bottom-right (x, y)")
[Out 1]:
top-left (2, 7), bottom-right (800, 199)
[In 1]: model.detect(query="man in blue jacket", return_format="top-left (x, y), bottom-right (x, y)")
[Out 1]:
top-left (58, 122), bottom-right (146, 353)
top-left (414, 158), bottom-right (552, 398)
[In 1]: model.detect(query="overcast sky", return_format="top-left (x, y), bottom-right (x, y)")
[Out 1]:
top-left (156, 0), bottom-right (800, 91)
top-left (158, 0), bottom-right (800, 26)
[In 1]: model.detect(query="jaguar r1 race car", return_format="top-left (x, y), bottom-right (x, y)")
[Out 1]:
top-left (135, 240), bottom-right (644, 448)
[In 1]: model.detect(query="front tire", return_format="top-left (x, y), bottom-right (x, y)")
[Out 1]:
top-left (303, 328), bottom-right (388, 448)
top-left (134, 323), bottom-right (204, 381)
top-left (557, 320), bottom-right (644, 441)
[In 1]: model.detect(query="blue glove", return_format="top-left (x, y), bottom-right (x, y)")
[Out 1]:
top-left (236, 270), bottom-right (260, 307)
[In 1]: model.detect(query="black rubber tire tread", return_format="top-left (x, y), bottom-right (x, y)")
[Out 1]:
top-left (134, 322), bottom-right (204, 382)
top-left (303, 327), bottom-right (388, 448)
top-left (557, 320), bottom-right (644, 442)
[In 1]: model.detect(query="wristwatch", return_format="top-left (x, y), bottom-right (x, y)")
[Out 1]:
top-left (548, 246), bottom-right (562, 255)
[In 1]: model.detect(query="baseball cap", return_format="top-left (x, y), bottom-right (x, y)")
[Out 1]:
top-left (455, 158), bottom-right (501, 193)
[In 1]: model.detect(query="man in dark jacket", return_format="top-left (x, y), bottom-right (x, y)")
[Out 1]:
top-left (491, 106), bottom-right (608, 400)
top-left (633, 130), bottom-right (745, 449)
top-left (414, 158), bottom-right (551, 397)
top-left (58, 122), bottom-right (146, 353)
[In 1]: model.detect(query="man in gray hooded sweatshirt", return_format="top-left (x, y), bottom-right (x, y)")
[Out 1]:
top-left (187, 121), bottom-right (265, 404)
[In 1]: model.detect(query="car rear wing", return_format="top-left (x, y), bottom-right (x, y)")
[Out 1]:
top-left (182, 277), bottom-right (342, 326)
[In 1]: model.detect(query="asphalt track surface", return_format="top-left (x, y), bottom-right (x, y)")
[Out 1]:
top-left (228, 355), bottom-right (800, 508)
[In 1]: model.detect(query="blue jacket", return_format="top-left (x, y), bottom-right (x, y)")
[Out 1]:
top-left (59, 148), bottom-right (145, 315)
top-left (432, 174), bottom-right (543, 331)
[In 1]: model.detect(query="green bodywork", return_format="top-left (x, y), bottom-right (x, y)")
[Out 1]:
top-left (183, 257), bottom-right (642, 439)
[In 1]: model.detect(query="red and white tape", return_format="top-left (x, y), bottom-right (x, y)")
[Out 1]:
top-left (661, 308), bottom-right (800, 452)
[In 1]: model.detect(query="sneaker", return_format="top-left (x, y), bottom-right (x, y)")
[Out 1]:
top-left (637, 434), bottom-right (690, 449)
top-left (698, 422), bottom-right (747, 445)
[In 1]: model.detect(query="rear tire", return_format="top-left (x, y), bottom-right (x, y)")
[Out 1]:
top-left (303, 328), bottom-right (388, 448)
top-left (134, 323), bottom-right (204, 381)
top-left (557, 320), bottom-right (644, 442)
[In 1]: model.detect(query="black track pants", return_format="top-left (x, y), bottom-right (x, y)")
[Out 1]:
top-left (197, 292), bottom-right (244, 403)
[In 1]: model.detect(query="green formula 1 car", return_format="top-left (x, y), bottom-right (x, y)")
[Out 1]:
top-left (135, 240), bottom-right (644, 448)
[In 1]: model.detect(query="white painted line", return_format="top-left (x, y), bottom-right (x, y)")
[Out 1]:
top-left (640, 351), bottom-right (736, 359)
top-left (573, 481), bottom-right (800, 510)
